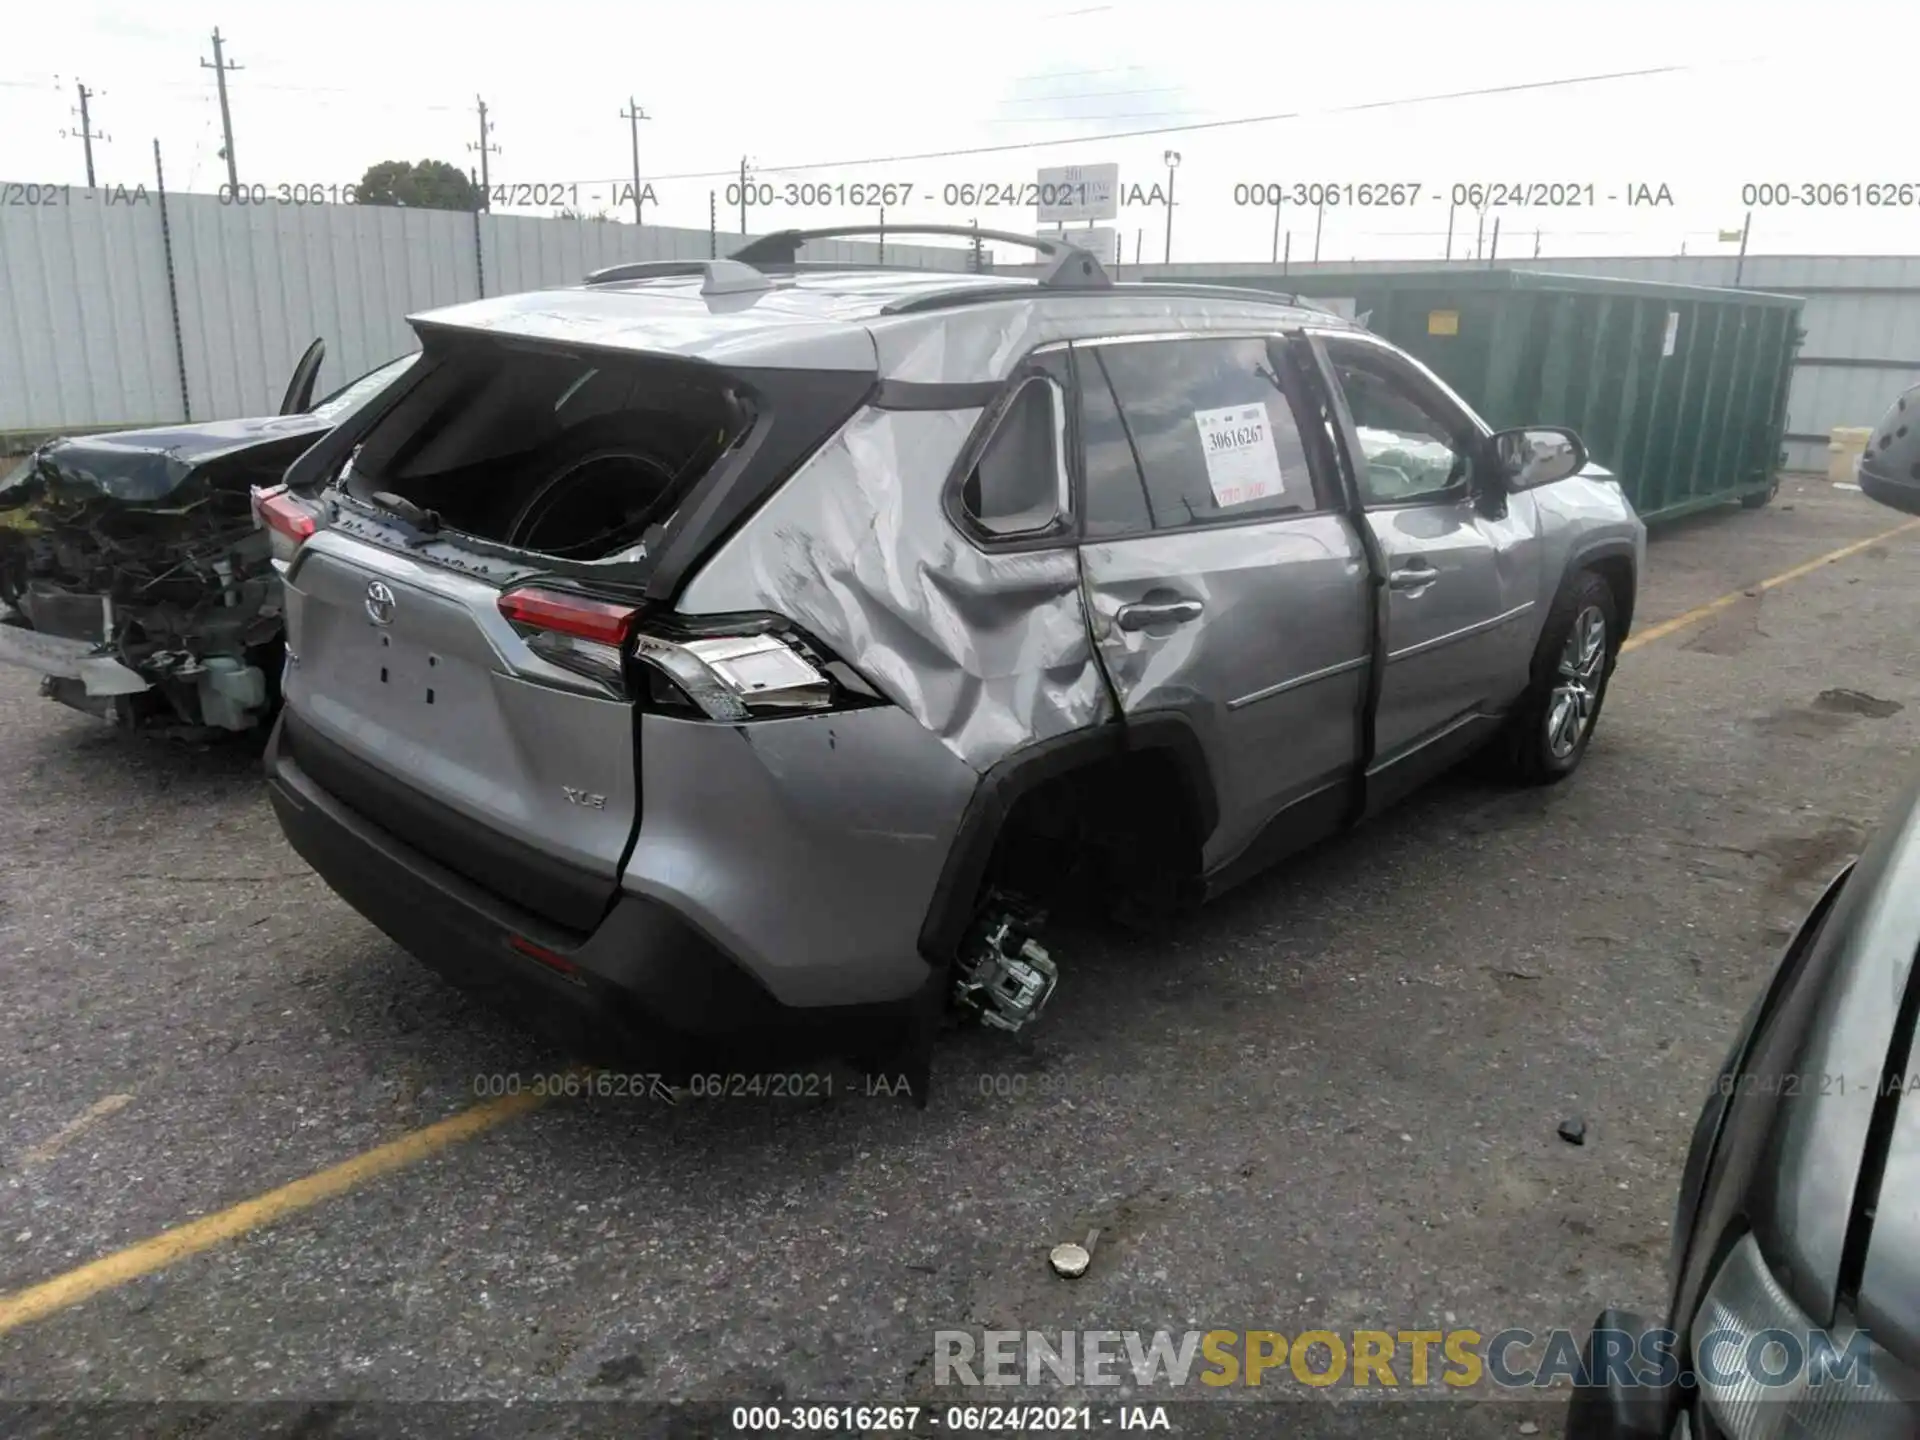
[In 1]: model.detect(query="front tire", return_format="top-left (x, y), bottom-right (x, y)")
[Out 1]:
top-left (1740, 476), bottom-right (1780, 509)
top-left (1491, 570), bottom-right (1619, 786)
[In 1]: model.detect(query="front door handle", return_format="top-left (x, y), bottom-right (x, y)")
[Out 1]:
top-left (1115, 598), bottom-right (1205, 631)
top-left (1389, 561), bottom-right (1439, 592)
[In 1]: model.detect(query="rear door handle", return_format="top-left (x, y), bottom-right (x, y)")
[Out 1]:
top-left (1115, 598), bottom-right (1205, 631)
top-left (1389, 561), bottom-right (1439, 592)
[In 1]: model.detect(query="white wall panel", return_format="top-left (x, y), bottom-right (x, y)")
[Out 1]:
top-left (1, 188), bottom-right (975, 437)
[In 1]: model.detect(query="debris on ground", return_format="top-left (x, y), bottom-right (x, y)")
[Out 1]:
top-left (1049, 1228), bottom-right (1101, 1279)
top-left (1814, 688), bottom-right (1903, 718)
top-left (1558, 1117), bottom-right (1588, 1146)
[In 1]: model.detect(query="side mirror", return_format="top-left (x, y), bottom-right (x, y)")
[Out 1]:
top-left (1492, 426), bottom-right (1587, 491)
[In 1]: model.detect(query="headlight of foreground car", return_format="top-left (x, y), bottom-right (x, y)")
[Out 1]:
top-left (1692, 1234), bottom-right (1917, 1438)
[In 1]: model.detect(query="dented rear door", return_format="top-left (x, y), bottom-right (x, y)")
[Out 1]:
top-left (1071, 334), bottom-right (1372, 873)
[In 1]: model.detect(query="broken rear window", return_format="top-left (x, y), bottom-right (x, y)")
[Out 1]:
top-left (343, 340), bottom-right (747, 561)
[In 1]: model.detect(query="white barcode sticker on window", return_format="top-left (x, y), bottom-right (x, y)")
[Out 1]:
top-left (1193, 402), bottom-right (1287, 508)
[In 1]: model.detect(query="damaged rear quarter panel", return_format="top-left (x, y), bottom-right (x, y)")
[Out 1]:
top-left (673, 405), bottom-right (1113, 775)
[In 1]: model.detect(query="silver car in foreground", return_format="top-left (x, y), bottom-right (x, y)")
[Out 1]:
top-left (255, 227), bottom-right (1645, 1090)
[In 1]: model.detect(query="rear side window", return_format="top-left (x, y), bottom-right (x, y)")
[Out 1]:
top-left (959, 366), bottom-right (1069, 538)
top-left (1079, 336), bottom-right (1329, 538)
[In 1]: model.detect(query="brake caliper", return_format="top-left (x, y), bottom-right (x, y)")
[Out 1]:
top-left (953, 893), bottom-right (1058, 1033)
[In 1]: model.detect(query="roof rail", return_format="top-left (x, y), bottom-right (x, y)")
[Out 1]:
top-left (729, 224), bottom-right (1113, 290)
top-left (584, 260), bottom-right (708, 285)
top-left (878, 280), bottom-right (1338, 319)
top-left (583, 258), bottom-right (775, 296)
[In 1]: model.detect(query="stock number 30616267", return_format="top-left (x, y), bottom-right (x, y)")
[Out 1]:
top-left (219, 182), bottom-right (366, 205)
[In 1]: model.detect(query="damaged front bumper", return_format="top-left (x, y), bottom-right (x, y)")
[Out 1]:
top-left (0, 614), bottom-right (271, 731)
top-left (0, 620), bottom-right (150, 694)
top-left (0, 442), bottom-right (291, 734)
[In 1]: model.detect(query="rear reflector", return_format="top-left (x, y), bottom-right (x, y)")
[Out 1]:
top-left (508, 934), bottom-right (585, 985)
top-left (497, 587), bottom-right (640, 646)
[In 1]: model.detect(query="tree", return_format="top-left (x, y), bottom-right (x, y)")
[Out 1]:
top-left (357, 160), bottom-right (480, 211)
top-left (556, 206), bottom-right (612, 221)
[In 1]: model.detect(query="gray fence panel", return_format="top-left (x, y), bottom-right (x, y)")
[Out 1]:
top-left (0, 192), bottom-right (179, 432)
top-left (2, 187), bottom-right (996, 439)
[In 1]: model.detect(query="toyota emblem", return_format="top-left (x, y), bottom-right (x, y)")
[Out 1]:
top-left (365, 580), bottom-right (396, 626)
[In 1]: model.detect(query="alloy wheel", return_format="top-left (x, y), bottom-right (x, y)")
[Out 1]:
top-left (1546, 605), bottom-right (1608, 760)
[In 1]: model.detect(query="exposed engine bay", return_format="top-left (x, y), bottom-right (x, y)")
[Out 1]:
top-left (0, 432), bottom-right (315, 734)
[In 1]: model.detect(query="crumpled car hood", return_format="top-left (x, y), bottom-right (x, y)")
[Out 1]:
top-left (0, 412), bottom-right (333, 507)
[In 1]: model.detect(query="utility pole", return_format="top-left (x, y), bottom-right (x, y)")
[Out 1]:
top-left (1733, 209), bottom-right (1752, 286)
top-left (738, 156), bottom-right (750, 235)
top-left (1162, 150), bottom-right (1180, 263)
top-left (619, 97), bottom-right (650, 225)
top-left (1445, 201), bottom-right (1456, 261)
top-left (470, 96), bottom-right (500, 209)
top-left (1270, 192), bottom-right (1282, 263)
top-left (200, 29), bottom-right (243, 191)
top-left (69, 82), bottom-right (108, 187)
top-left (1313, 199), bottom-right (1324, 262)
top-left (1488, 216), bottom-right (1501, 267)
top-left (1534, 228), bottom-right (1542, 259)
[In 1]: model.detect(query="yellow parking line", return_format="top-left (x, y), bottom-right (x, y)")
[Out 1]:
top-left (0, 1090), bottom-right (545, 1336)
top-left (1622, 516), bottom-right (1920, 654)
top-left (4, 513), bottom-right (1919, 1339)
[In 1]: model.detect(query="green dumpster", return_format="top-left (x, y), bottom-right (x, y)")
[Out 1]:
top-left (1267, 269), bottom-right (1806, 523)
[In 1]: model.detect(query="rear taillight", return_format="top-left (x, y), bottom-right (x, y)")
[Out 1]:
top-left (631, 620), bottom-right (889, 723)
top-left (251, 484), bottom-right (321, 566)
top-left (632, 632), bottom-right (833, 721)
top-left (497, 587), bottom-right (638, 645)
top-left (497, 586), bottom-right (885, 718)
top-left (497, 585), bottom-right (641, 694)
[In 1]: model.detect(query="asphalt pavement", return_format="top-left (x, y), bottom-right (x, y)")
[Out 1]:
top-left (3, 477), bottom-right (1918, 1438)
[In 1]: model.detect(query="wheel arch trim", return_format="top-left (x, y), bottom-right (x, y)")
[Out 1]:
top-left (915, 715), bottom-right (1219, 965)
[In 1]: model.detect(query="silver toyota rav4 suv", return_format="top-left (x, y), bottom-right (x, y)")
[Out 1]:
top-left (257, 226), bottom-right (1645, 1089)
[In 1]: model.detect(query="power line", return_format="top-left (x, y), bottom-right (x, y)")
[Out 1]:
top-left (541, 62), bottom-right (1695, 186)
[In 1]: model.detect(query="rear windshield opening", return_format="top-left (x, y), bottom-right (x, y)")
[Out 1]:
top-left (344, 341), bottom-right (749, 560)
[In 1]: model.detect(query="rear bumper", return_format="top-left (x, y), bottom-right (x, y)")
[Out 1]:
top-left (265, 714), bottom-right (938, 1069)
top-left (1564, 1309), bottom-right (1679, 1440)
top-left (1861, 461), bottom-right (1920, 518)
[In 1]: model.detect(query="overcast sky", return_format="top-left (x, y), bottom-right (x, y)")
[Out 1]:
top-left (5, 0), bottom-right (1918, 263)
